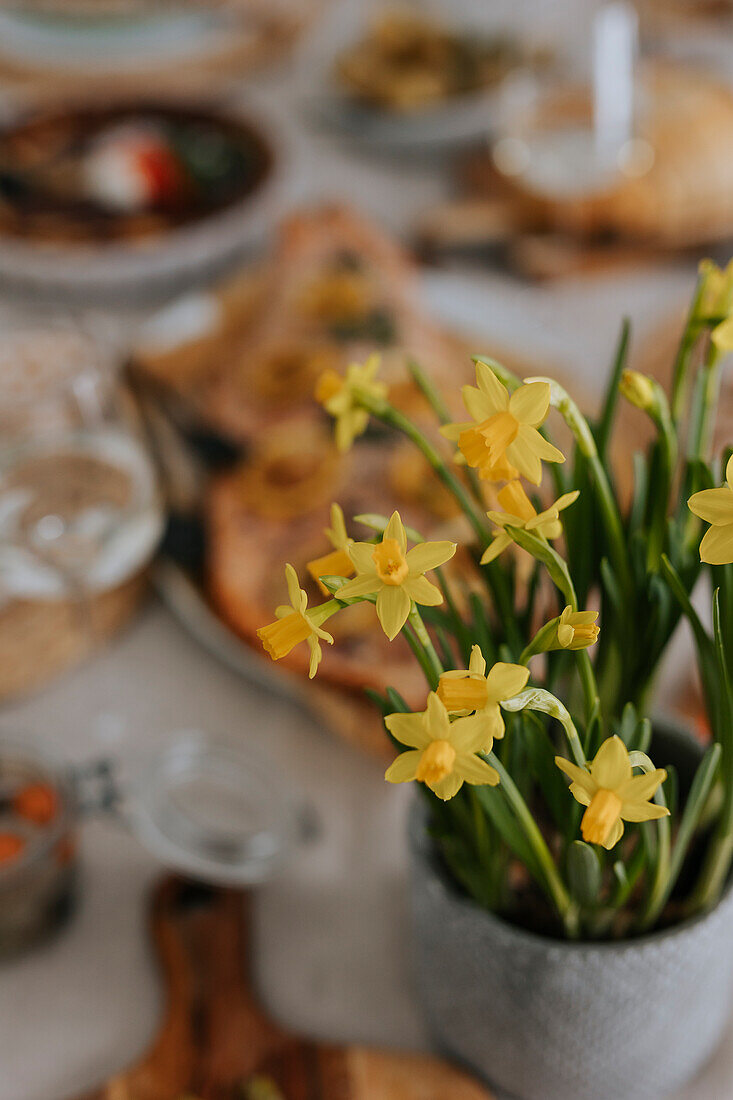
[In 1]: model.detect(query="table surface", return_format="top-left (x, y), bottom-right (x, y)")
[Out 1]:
top-left (1, 5), bottom-right (733, 1098)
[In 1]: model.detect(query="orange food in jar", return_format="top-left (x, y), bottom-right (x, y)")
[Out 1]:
top-left (13, 783), bottom-right (58, 826)
top-left (0, 833), bottom-right (25, 866)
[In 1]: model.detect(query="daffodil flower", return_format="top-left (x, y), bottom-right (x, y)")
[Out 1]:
top-left (257, 564), bottom-right (337, 678)
top-left (440, 362), bottom-right (565, 484)
top-left (554, 605), bottom-right (600, 650)
top-left (697, 259), bottom-right (733, 352)
top-left (307, 503), bottom-right (355, 593)
top-left (315, 352), bottom-right (387, 452)
top-left (437, 645), bottom-right (529, 747)
top-left (385, 692), bottom-right (500, 801)
top-left (688, 455), bottom-right (733, 565)
top-left (555, 735), bottom-right (668, 849)
top-left (480, 480), bottom-right (579, 564)
top-left (336, 510), bottom-right (456, 640)
top-left (619, 369), bottom-right (656, 412)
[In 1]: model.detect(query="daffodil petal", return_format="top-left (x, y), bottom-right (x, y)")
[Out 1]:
top-left (712, 316), bottom-right (733, 352)
top-left (557, 623), bottom-right (575, 647)
top-left (349, 542), bottom-right (379, 574)
top-left (727, 454), bottom-right (733, 490)
top-left (285, 563), bottom-right (303, 609)
top-left (621, 801), bottom-right (670, 823)
top-left (572, 610), bottom-right (599, 625)
top-left (484, 662), bottom-right (530, 703)
top-left (506, 432), bottom-right (542, 485)
top-left (555, 757), bottom-right (597, 799)
top-left (569, 781), bottom-right (592, 806)
top-left (406, 541), bottom-right (457, 574)
top-left (700, 524), bottom-right (733, 565)
top-left (555, 490), bottom-right (580, 512)
top-left (376, 585), bottom-right (411, 639)
top-left (533, 518), bottom-right (563, 540)
top-left (688, 487), bottom-right (733, 525)
top-left (385, 750), bottom-right (422, 784)
top-left (454, 753), bottom-right (500, 787)
top-left (385, 712), bottom-right (431, 749)
top-left (602, 818), bottom-right (624, 850)
top-left (480, 532), bottom-right (512, 564)
top-left (475, 361), bottom-right (509, 413)
top-left (468, 645), bottom-right (487, 676)
top-left (430, 772), bottom-right (464, 801)
top-left (337, 573), bottom-right (381, 599)
top-left (617, 769), bottom-right (667, 803)
top-left (426, 691), bottom-right (451, 738)
top-left (461, 384), bottom-right (495, 423)
top-left (449, 713), bottom-right (495, 754)
top-left (530, 430), bottom-right (566, 464)
top-left (509, 381), bottom-right (550, 427)
top-left (440, 421), bottom-right (472, 442)
top-left (384, 510), bottom-right (407, 553)
top-left (402, 575), bottom-right (443, 606)
top-left (590, 736), bottom-right (632, 788)
top-left (307, 637), bottom-right (322, 678)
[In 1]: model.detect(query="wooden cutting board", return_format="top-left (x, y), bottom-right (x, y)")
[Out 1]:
top-left (74, 877), bottom-right (492, 1100)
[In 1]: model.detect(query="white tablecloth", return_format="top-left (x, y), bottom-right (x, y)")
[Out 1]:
top-left (1, 5), bottom-right (733, 1096)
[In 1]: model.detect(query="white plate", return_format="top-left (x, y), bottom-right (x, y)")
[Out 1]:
top-left (150, 267), bottom-right (558, 696)
top-left (0, 95), bottom-right (289, 302)
top-left (296, 1), bottom-right (521, 155)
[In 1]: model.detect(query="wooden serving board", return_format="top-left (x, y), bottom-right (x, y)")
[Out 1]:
top-left (75, 877), bottom-right (492, 1100)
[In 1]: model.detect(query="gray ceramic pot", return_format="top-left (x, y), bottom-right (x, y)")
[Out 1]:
top-left (409, 726), bottom-right (733, 1100)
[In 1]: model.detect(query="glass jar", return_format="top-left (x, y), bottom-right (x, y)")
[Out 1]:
top-left (492, 1), bottom-right (652, 201)
top-left (0, 731), bottom-right (302, 959)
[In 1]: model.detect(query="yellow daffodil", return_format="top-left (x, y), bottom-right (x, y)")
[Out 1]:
top-left (385, 692), bottom-right (500, 801)
top-left (437, 645), bottom-right (529, 747)
top-left (257, 564), bottom-right (337, 678)
top-left (555, 736), bottom-right (668, 849)
top-left (440, 362), bottom-right (565, 485)
top-left (315, 352), bottom-right (387, 452)
top-left (555, 605), bottom-right (600, 650)
top-left (307, 504), bottom-right (355, 593)
top-left (336, 510), bottom-right (456, 640)
top-left (619, 369), bottom-right (655, 412)
top-left (480, 480), bottom-right (579, 564)
top-left (688, 455), bottom-right (733, 564)
top-left (697, 259), bottom-right (733, 352)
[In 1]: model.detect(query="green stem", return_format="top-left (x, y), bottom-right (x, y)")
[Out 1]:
top-left (402, 623), bottom-right (439, 690)
top-left (577, 651), bottom-right (601, 735)
top-left (518, 618), bottom-right (559, 664)
top-left (687, 343), bottom-right (722, 466)
top-left (541, 378), bottom-right (632, 599)
top-left (671, 274), bottom-right (705, 425)
top-left (408, 604), bottom-right (444, 684)
top-left (488, 752), bottom-right (579, 936)
top-left (691, 590), bottom-right (733, 910)
top-left (355, 390), bottom-right (490, 545)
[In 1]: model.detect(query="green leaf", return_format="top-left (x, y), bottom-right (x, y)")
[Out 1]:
top-left (522, 713), bottom-right (570, 830)
top-left (386, 687), bottom-right (410, 713)
top-left (628, 452), bottom-right (649, 535)
top-left (567, 841), bottom-right (602, 908)
top-left (353, 513), bottom-right (425, 544)
top-left (502, 687), bottom-right (586, 768)
top-left (472, 784), bottom-right (544, 885)
top-left (660, 555), bottom-right (719, 722)
top-left (639, 743), bottom-right (721, 930)
top-left (504, 526), bottom-right (577, 609)
top-left (595, 317), bottom-right (631, 460)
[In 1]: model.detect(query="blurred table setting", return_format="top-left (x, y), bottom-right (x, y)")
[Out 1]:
top-left (3, 2), bottom-right (733, 1099)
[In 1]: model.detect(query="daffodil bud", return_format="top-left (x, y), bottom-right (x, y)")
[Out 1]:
top-left (619, 369), bottom-right (655, 413)
top-left (553, 606), bottom-right (600, 651)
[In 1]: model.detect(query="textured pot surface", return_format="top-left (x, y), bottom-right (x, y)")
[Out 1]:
top-left (409, 738), bottom-right (733, 1100)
